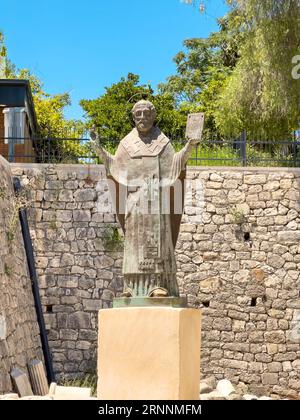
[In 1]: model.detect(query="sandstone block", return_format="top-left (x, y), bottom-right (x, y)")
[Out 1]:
top-left (98, 307), bottom-right (201, 400)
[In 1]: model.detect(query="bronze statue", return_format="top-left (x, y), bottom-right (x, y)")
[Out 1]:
top-left (91, 100), bottom-right (204, 300)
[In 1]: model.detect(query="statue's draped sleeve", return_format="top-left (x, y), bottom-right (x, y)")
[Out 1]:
top-left (164, 146), bottom-right (186, 248)
top-left (166, 141), bottom-right (196, 245)
top-left (101, 149), bottom-right (115, 174)
top-left (170, 141), bottom-right (194, 184)
top-left (104, 144), bottom-right (132, 234)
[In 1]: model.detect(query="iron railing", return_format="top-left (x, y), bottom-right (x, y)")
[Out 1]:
top-left (1, 133), bottom-right (300, 167)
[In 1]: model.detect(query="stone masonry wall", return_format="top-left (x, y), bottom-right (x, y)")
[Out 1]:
top-left (11, 163), bottom-right (300, 398)
top-left (11, 164), bottom-right (124, 379)
top-left (0, 157), bottom-right (43, 393)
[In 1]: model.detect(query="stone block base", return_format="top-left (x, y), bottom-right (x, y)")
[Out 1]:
top-left (97, 307), bottom-right (201, 400)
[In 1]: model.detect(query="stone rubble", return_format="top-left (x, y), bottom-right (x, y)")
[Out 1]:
top-left (200, 379), bottom-right (286, 400)
top-left (0, 382), bottom-right (95, 400)
top-left (0, 379), bottom-right (296, 400)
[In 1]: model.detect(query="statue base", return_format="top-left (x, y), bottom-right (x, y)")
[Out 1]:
top-left (97, 307), bottom-right (201, 400)
top-left (113, 296), bottom-right (187, 308)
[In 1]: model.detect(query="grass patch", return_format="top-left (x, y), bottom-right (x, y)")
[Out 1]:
top-left (187, 144), bottom-right (240, 167)
top-left (59, 373), bottom-right (97, 397)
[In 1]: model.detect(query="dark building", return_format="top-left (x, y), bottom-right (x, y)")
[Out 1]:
top-left (0, 79), bottom-right (38, 162)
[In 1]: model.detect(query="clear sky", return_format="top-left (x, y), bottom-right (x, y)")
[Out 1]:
top-left (2, 0), bottom-right (228, 120)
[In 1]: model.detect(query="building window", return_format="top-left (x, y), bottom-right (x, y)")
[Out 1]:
top-left (3, 107), bottom-right (26, 144)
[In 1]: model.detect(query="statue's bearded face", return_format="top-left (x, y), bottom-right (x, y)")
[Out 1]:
top-left (133, 106), bottom-right (155, 134)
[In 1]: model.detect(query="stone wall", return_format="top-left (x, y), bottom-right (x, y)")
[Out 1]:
top-left (177, 168), bottom-right (300, 398)
top-left (11, 164), bottom-right (123, 379)
top-left (0, 157), bottom-right (43, 393)
top-left (11, 163), bottom-right (300, 398)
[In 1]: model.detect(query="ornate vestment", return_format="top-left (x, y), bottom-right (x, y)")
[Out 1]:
top-left (103, 127), bottom-right (188, 297)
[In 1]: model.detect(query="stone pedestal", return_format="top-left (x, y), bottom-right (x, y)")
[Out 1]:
top-left (97, 307), bottom-right (201, 400)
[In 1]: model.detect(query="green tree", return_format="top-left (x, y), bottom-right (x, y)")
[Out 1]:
top-left (159, 9), bottom-right (242, 135)
top-left (0, 30), bottom-right (10, 77)
top-left (215, 0), bottom-right (300, 138)
top-left (1, 32), bottom-right (85, 161)
top-left (80, 73), bottom-right (187, 143)
top-left (9, 68), bottom-right (84, 139)
top-left (11, 69), bottom-right (85, 161)
top-left (0, 31), bottom-right (6, 61)
top-left (171, 1), bottom-right (300, 140)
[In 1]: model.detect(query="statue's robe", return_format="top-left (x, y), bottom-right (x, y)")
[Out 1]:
top-left (103, 127), bottom-right (187, 297)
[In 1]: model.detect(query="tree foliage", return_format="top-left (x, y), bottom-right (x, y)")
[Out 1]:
top-left (9, 68), bottom-right (85, 161)
top-left (1, 32), bottom-right (85, 161)
top-left (159, 9), bottom-right (242, 134)
top-left (0, 31), bottom-right (9, 77)
top-left (80, 73), bottom-right (187, 141)
top-left (214, 0), bottom-right (300, 137)
top-left (1, 32), bottom-right (82, 136)
top-left (6, 67), bottom-right (84, 139)
top-left (0, 31), bottom-right (6, 59)
top-left (174, 0), bottom-right (300, 139)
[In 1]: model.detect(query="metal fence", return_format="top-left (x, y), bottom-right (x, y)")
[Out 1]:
top-left (1, 133), bottom-right (300, 167)
top-left (0, 136), bottom-right (98, 164)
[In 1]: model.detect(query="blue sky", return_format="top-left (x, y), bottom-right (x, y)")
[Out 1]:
top-left (2, 0), bottom-right (228, 120)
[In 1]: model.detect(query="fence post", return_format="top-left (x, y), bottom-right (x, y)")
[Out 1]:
top-left (48, 138), bottom-right (51, 164)
top-left (241, 131), bottom-right (247, 166)
top-left (293, 141), bottom-right (297, 167)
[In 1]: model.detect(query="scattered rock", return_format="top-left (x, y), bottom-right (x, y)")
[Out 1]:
top-left (199, 393), bottom-right (211, 401)
top-left (202, 376), bottom-right (217, 390)
top-left (200, 391), bottom-right (226, 401)
top-left (0, 394), bottom-right (54, 400)
top-left (216, 379), bottom-right (236, 397)
top-left (0, 393), bottom-right (19, 400)
top-left (243, 394), bottom-right (258, 400)
top-left (226, 393), bottom-right (242, 400)
top-left (236, 382), bottom-right (249, 395)
top-left (197, 378), bottom-right (282, 401)
top-left (19, 395), bottom-right (54, 400)
top-left (199, 381), bottom-right (213, 394)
